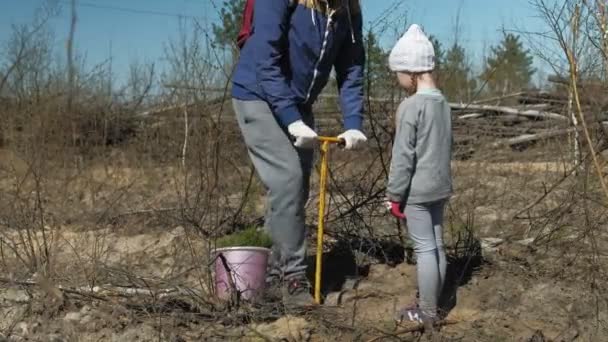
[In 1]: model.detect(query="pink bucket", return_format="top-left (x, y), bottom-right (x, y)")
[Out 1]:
top-left (213, 247), bottom-right (270, 301)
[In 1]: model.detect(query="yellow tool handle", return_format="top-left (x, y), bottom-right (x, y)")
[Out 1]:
top-left (317, 136), bottom-right (344, 145)
top-left (315, 140), bottom-right (330, 304)
top-left (314, 136), bottom-right (343, 304)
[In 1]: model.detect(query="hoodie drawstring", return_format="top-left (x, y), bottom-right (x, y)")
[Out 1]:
top-left (345, 0), bottom-right (355, 43)
top-left (311, 1), bottom-right (355, 43)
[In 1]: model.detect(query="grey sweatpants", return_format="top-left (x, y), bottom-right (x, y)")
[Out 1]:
top-left (404, 200), bottom-right (447, 317)
top-left (232, 99), bottom-right (314, 280)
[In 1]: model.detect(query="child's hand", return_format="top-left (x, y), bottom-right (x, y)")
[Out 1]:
top-left (384, 200), bottom-right (406, 219)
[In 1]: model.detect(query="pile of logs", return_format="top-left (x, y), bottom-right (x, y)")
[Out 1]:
top-left (449, 89), bottom-right (607, 156)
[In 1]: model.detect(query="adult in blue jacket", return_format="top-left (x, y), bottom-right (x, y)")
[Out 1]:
top-left (232, 0), bottom-right (366, 306)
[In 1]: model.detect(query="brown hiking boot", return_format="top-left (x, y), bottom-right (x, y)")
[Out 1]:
top-left (282, 277), bottom-right (315, 307)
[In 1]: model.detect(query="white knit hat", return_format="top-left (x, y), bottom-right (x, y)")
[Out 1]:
top-left (389, 24), bottom-right (435, 73)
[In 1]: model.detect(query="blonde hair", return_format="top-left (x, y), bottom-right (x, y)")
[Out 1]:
top-left (302, 0), bottom-right (359, 12)
top-left (405, 71), bottom-right (438, 95)
top-left (302, 0), bottom-right (321, 9)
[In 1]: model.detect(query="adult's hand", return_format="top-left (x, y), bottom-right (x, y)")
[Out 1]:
top-left (288, 120), bottom-right (318, 149)
top-left (338, 129), bottom-right (367, 150)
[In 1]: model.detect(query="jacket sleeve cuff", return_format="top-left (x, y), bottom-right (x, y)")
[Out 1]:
top-left (386, 192), bottom-right (402, 203)
top-left (276, 104), bottom-right (302, 127)
top-left (343, 115), bottom-right (363, 131)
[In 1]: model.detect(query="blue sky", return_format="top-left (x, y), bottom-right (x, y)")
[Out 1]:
top-left (0, 0), bottom-right (551, 84)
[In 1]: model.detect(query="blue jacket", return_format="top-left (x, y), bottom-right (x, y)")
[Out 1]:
top-left (232, 0), bottom-right (365, 130)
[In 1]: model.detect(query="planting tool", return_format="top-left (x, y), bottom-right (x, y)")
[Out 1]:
top-left (314, 136), bottom-right (344, 304)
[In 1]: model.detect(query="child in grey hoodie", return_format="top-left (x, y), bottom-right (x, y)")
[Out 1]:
top-left (385, 24), bottom-right (453, 329)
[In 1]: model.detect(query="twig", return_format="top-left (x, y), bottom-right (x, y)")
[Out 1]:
top-left (513, 152), bottom-right (591, 219)
top-left (217, 253), bottom-right (240, 307)
top-left (67, 0), bottom-right (77, 112)
top-left (182, 106), bottom-right (189, 169)
top-left (0, 277), bottom-right (106, 301)
top-left (0, 8), bottom-right (55, 93)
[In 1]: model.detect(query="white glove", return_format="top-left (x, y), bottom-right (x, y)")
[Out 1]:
top-left (287, 120), bottom-right (318, 149)
top-left (338, 129), bottom-right (367, 150)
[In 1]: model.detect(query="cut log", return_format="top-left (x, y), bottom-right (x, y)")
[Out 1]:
top-left (472, 91), bottom-right (527, 104)
top-left (517, 103), bottom-right (551, 110)
top-left (450, 103), bottom-right (568, 122)
top-left (491, 128), bottom-right (577, 148)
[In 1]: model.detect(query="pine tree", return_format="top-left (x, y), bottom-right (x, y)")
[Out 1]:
top-left (212, 0), bottom-right (245, 61)
top-left (364, 30), bottom-right (391, 97)
top-left (481, 33), bottom-right (535, 96)
top-left (429, 35), bottom-right (444, 75)
top-left (441, 43), bottom-right (477, 102)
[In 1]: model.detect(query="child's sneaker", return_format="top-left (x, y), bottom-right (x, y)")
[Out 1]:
top-left (402, 289), bottom-right (420, 310)
top-left (395, 307), bottom-right (439, 332)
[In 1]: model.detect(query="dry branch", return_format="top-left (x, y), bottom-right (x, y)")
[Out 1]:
top-left (471, 91), bottom-right (528, 104)
top-left (0, 277), bottom-right (195, 301)
top-left (457, 113), bottom-right (485, 120)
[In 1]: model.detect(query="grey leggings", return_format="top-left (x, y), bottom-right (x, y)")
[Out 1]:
top-left (404, 200), bottom-right (447, 317)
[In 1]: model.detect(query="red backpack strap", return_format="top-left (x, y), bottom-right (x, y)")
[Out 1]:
top-left (237, 0), bottom-right (256, 49)
top-left (236, 0), bottom-right (298, 49)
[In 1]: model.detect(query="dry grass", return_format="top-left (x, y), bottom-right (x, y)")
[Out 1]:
top-left (1, 0), bottom-right (607, 340)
